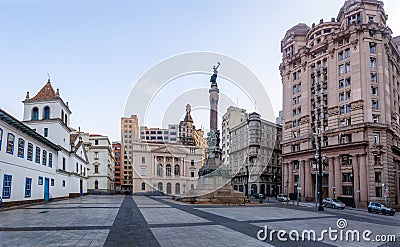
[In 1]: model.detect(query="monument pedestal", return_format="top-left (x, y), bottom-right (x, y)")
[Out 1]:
top-left (180, 148), bottom-right (244, 204)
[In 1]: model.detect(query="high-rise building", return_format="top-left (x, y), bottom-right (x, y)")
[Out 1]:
top-left (221, 106), bottom-right (247, 167)
top-left (113, 142), bottom-right (122, 190)
top-left (120, 115), bottom-right (139, 192)
top-left (222, 107), bottom-right (282, 196)
top-left (280, 0), bottom-right (400, 208)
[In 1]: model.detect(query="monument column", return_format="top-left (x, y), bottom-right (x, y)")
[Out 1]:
top-left (328, 157), bottom-right (335, 198)
top-left (209, 63), bottom-right (220, 132)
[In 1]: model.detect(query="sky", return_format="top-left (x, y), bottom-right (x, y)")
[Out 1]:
top-left (1, 0), bottom-right (399, 142)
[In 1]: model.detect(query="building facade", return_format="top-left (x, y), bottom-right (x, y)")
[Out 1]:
top-left (83, 134), bottom-right (115, 193)
top-left (140, 124), bottom-right (179, 143)
top-left (1, 80), bottom-right (88, 207)
top-left (224, 108), bottom-right (283, 197)
top-left (280, 0), bottom-right (400, 207)
top-left (130, 142), bottom-right (202, 194)
top-left (221, 106), bottom-right (247, 168)
top-left (113, 142), bottom-right (122, 190)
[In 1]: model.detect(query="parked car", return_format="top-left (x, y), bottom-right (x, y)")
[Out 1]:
top-left (277, 194), bottom-right (289, 202)
top-left (368, 202), bottom-right (395, 216)
top-left (322, 198), bottom-right (345, 209)
top-left (254, 194), bottom-right (265, 199)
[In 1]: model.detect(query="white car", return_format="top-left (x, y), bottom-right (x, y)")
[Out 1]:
top-left (277, 194), bottom-right (290, 202)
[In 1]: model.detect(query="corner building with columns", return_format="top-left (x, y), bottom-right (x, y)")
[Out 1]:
top-left (280, 0), bottom-right (400, 208)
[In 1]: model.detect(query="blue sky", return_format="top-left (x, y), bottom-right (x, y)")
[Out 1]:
top-left (1, 0), bottom-right (399, 141)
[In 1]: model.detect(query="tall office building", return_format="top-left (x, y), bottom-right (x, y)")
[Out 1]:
top-left (120, 115), bottom-right (139, 192)
top-left (112, 142), bottom-right (122, 190)
top-left (280, 0), bottom-right (400, 207)
top-left (222, 107), bottom-right (282, 196)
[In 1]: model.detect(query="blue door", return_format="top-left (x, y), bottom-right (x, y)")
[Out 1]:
top-left (80, 180), bottom-right (83, 197)
top-left (44, 178), bottom-right (50, 202)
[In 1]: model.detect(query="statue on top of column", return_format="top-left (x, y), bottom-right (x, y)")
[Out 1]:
top-left (210, 62), bottom-right (220, 84)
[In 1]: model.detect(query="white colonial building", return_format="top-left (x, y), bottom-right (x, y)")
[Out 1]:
top-left (82, 133), bottom-right (115, 193)
top-left (0, 80), bottom-right (88, 207)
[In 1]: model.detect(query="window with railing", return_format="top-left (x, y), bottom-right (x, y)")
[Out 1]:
top-left (374, 154), bottom-right (381, 166)
top-left (370, 42), bottom-right (376, 54)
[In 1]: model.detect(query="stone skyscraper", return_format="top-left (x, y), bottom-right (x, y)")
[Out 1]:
top-left (280, 0), bottom-right (400, 208)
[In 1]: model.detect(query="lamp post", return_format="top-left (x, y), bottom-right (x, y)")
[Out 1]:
top-left (313, 133), bottom-right (324, 211)
top-left (246, 165), bottom-right (249, 199)
top-left (316, 134), bottom-right (324, 211)
top-left (383, 183), bottom-right (388, 204)
top-left (297, 160), bottom-right (301, 206)
top-left (285, 180), bottom-right (289, 206)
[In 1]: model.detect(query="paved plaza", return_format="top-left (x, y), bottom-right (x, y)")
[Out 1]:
top-left (0, 195), bottom-right (399, 246)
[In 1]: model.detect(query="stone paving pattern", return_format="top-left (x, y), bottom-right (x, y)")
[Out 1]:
top-left (0, 195), bottom-right (399, 246)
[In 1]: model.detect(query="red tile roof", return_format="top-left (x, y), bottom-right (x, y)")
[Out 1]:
top-left (30, 81), bottom-right (57, 101)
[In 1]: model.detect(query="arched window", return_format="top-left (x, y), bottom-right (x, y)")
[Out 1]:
top-left (175, 183), bottom-right (180, 194)
top-left (61, 110), bottom-right (64, 122)
top-left (166, 164), bottom-right (171, 176)
top-left (141, 182), bottom-right (146, 191)
top-left (17, 138), bottom-right (25, 158)
top-left (64, 114), bottom-right (68, 125)
top-left (158, 182), bottom-right (163, 191)
top-left (157, 164), bottom-right (163, 176)
top-left (94, 165), bottom-right (99, 173)
top-left (6, 133), bottom-right (15, 155)
top-left (166, 182), bottom-right (172, 194)
top-left (32, 107), bottom-right (39, 120)
top-left (43, 106), bottom-right (50, 119)
top-left (94, 180), bottom-right (99, 189)
top-left (174, 165), bottom-right (180, 176)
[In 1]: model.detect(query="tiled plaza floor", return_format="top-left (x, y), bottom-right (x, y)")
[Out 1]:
top-left (0, 195), bottom-right (399, 246)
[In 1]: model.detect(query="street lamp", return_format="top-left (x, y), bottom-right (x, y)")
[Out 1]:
top-left (245, 165), bottom-right (249, 199)
top-left (314, 133), bottom-right (324, 211)
top-left (285, 180), bottom-right (289, 206)
top-left (382, 183), bottom-right (388, 204)
top-left (297, 160), bottom-right (301, 206)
